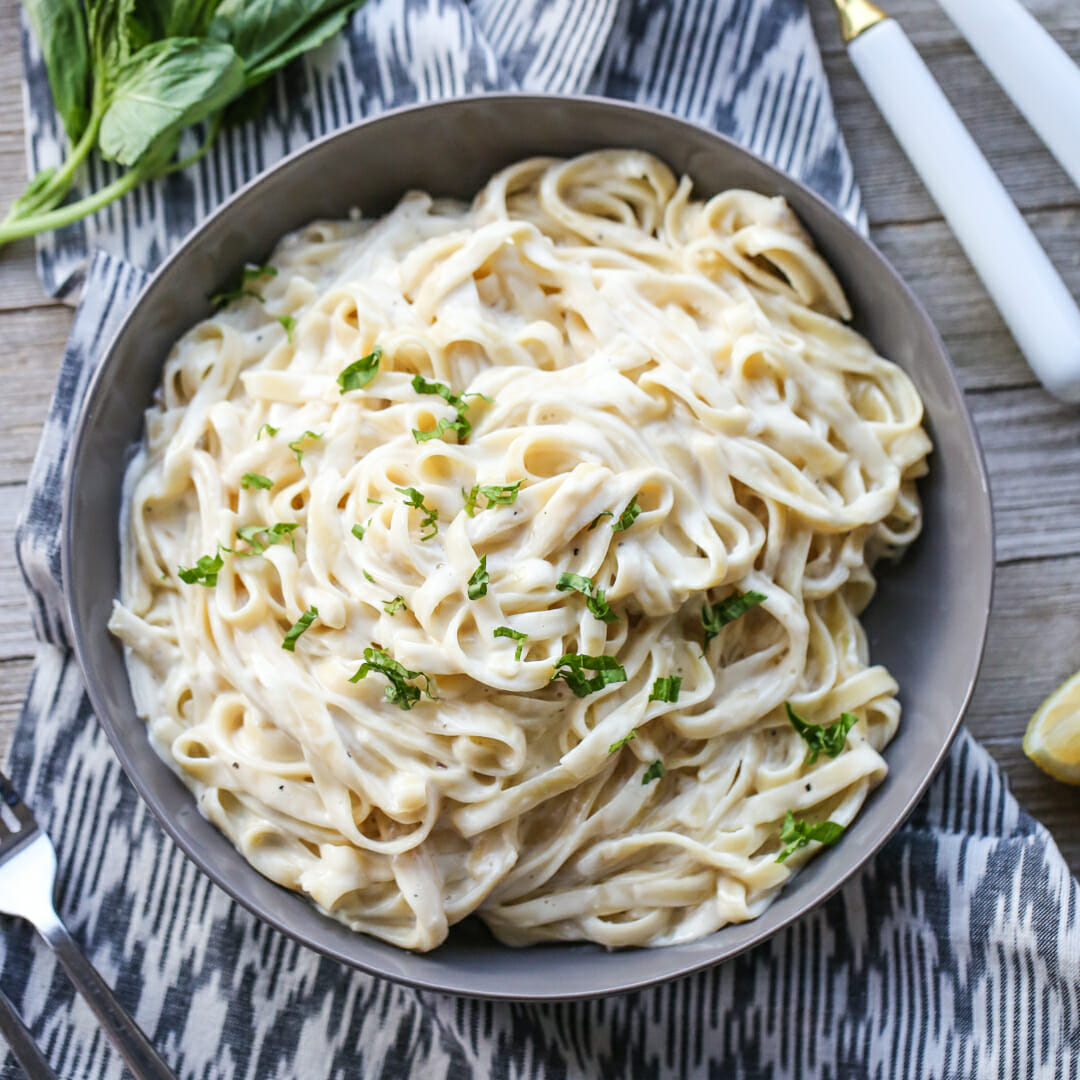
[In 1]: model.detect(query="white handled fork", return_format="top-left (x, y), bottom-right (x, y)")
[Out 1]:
top-left (0, 770), bottom-right (176, 1080)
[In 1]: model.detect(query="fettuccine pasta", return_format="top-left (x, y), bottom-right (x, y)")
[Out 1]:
top-left (109, 150), bottom-right (931, 951)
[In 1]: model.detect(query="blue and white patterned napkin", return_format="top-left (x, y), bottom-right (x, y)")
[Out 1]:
top-left (7, 2), bottom-right (1080, 1077)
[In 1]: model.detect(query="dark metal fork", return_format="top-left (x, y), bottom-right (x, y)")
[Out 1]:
top-left (0, 770), bottom-right (176, 1080)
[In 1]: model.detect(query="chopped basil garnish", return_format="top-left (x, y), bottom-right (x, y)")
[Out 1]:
top-left (235, 522), bottom-right (299, 555)
top-left (550, 653), bottom-right (627, 697)
top-left (775, 811), bottom-right (844, 863)
top-left (178, 550), bottom-right (223, 587)
top-left (612, 495), bottom-right (642, 532)
top-left (396, 486), bottom-right (438, 541)
top-left (642, 760), bottom-right (664, 784)
top-left (467, 555), bottom-right (489, 600)
top-left (556, 572), bottom-right (617, 624)
top-left (701, 589), bottom-right (767, 651)
top-left (351, 524), bottom-right (365, 541)
top-left (337, 345), bottom-right (383, 393)
top-left (210, 264), bottom-right (277, 308)
top-left (281, 605), bottom-right (318, 651)
top-left (493, 626), bottom-right (527, 660)
top-left (649, 676), bottom-right (682, 703)
top-left (362, 569), bottom-right (375, 583)
top-left (240, 472), bottom-right (273, 490)
top-left (288, 430), bottom-right (322, 465)
top-left (278, 314), bottom-right (296, 341)
top-left (785, 703), bottom-right (857, 764)
top-left (256, 423), bottom-right (279, 440)
top-left (411, 376), bottom-right (490, 444)
top-left (608, 729), bottom-right (637, 753)
top-left (383, 595), bottom-right (407, 616)
top-left (349, 647), bottom-right (436, 711)
top-left (586, 511), bottom-right (614, 531)
top-left (462, 481), bottom-right (521, 517)
top-left (366, 497), bottom-right (383, 505)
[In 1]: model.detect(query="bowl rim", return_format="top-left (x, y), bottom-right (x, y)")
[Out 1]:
top-left (61, 90), bottom-right (994, 1000)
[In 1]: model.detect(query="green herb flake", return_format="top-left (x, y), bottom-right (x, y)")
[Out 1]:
top-left (337, 346), bottom-right (383, 393)
top-left (277, 314), bottom-right (296, 341)
top-left (235, 522), bottom-right (299, 555)
top-left (493, 626), bottom-right (527, 661)
top-left (366, 498), bottom-right (383, 505)
top-left (351, 523), bottom-right (366, 541)
top-left (281, 605), bottom-right (318, 651)
top-left (396, 486), bottom-right (438, 541)
top-left (649, 676), bottom-right (682, 703)
top-left (240, 472), bottom-right (273, 490)
top-left (383, 595), bottom-right (407, 616)
top-left (556, 572), bottom-right (617, 624)
top-left (775, 811), bottom-right (845, 863)
top-left (587, 511), bottom-right (614, 531)
top-left (349, 647), bottom-right (436, 711)
top-left (410, 375), bottom-right (491, 444)
top-left (467, 556), bottom-right (489, 600)
top-left (362, 569), bottom-right (375, 583)
top-left (257, 423), bottom-right (279, 440)
top-left (785, 704), bottom-right (858, 765)
top-left (612, 495), bottom-right (642, 532)
top-left (608, 729), bottom-right (637, 754)
top-left (178, 550), bottom-right (224, 587)
top-left (550, 653), bottom-right (627, 698)
top-left (210, 265), bottom-right (277, 308)
top-left (701, 589), bottom-right (767, 652)
top-left (642, 760), bottom-right (664, 784)
top-left (461, 480), bottom-right (525, 516)
top-left (288, 430), bottom-right (322, 465)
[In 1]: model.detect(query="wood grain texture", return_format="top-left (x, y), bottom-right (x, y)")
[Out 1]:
top-left (0, 1), bottom-right (1078, 877)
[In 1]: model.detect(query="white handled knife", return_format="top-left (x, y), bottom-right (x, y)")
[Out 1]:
top-left (831, 0), bottom-right (1080, 403)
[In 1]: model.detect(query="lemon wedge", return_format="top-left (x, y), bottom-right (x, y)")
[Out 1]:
top-left (1024, 670), bottom-right (1080, 784)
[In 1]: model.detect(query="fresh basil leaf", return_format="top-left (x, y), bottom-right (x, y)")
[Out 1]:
top-left (23, 0), bottom-right (91, 142)
top-left (288, 430), bottom-right (321, 464)
top-left (612, 495), bottom-right (641, 532)
top-left (411, 375), bottom-right (456, 404)
top-left (132, 0), bottom-right (222, 39)
top-left (351, 523), bottom-right (365, 541)
top-left (382, 595), bottom-right (407, 616)
top-left (245, 4), bottom-right (361, 85)
top-left (256, 422), bottom-right (278, 439)
top-left (362, 568), bottom-right (374, 583)
top-left (642, 760), bottom-right (664, 784)
top-left (235, 521), bottom-right (298, 555)
top-left (649, 676), bottom-right (682, 703)
top-left (586, 511), bottom-right (613, 531)
top-left (775, 811), bottom-right (845, 863)
top-left (478, 481), bottom-right (520, 507)
top-left (493, 626), bottom-right (527, 661)
top-left (550, 653), bottom-right (627, 698)
top-left (701, 589), bottom-right (767, 652)
top-left (396, 486), bottom-right (438, 541)
top-left (281, 605), bottom-right (317, 651)
top-left (87, 0), bottom-right (136, 93)
top-left (177, 549), bottom-right (223, 586)
top-left (99, 38), bottom-right (244, 167)
top-left (413, 416), bottom-right (468, 444)
top-left (349, 647), bottom-right (435, 711)
top-left (337, 346), bottom-right (382, 392)
top-left (556, 572), bottom-right (617, 624)
top-left (467, 556), bottom-right (488, 600)
top-left (608, 729), bottom-right (637, 753)
top-left (240, 472), bottom-right (273, 490)
top-left (785, 704), bottom-right (857, 765)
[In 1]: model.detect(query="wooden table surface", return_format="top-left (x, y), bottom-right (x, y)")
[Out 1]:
top-left (0, 0), bottom-right (1078, 866)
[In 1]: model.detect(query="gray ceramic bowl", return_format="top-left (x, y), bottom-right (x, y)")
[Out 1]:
top-left (63, 94), bottom-right (993, 1000)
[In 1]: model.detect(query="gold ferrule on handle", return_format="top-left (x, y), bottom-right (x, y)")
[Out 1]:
top-left (832, 0), bottom-right (888, 43)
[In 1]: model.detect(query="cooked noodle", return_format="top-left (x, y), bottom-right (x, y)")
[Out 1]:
top-left (109, 150), bottom-right (931, 950)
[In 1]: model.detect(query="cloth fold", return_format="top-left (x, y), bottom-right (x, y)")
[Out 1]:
top-left (7, 1), bottom-right (1079, 1077)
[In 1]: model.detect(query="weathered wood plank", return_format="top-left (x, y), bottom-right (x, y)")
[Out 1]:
top-left (0, 305), bottom-right (71, 487)
top-left (0, 485), bottom-right (35, 663)
top-left (0, 657), bottom-right (32, 764)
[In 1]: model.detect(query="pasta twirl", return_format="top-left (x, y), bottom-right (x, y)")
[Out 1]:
top-left (109, 150), bottom-right (931, 951)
